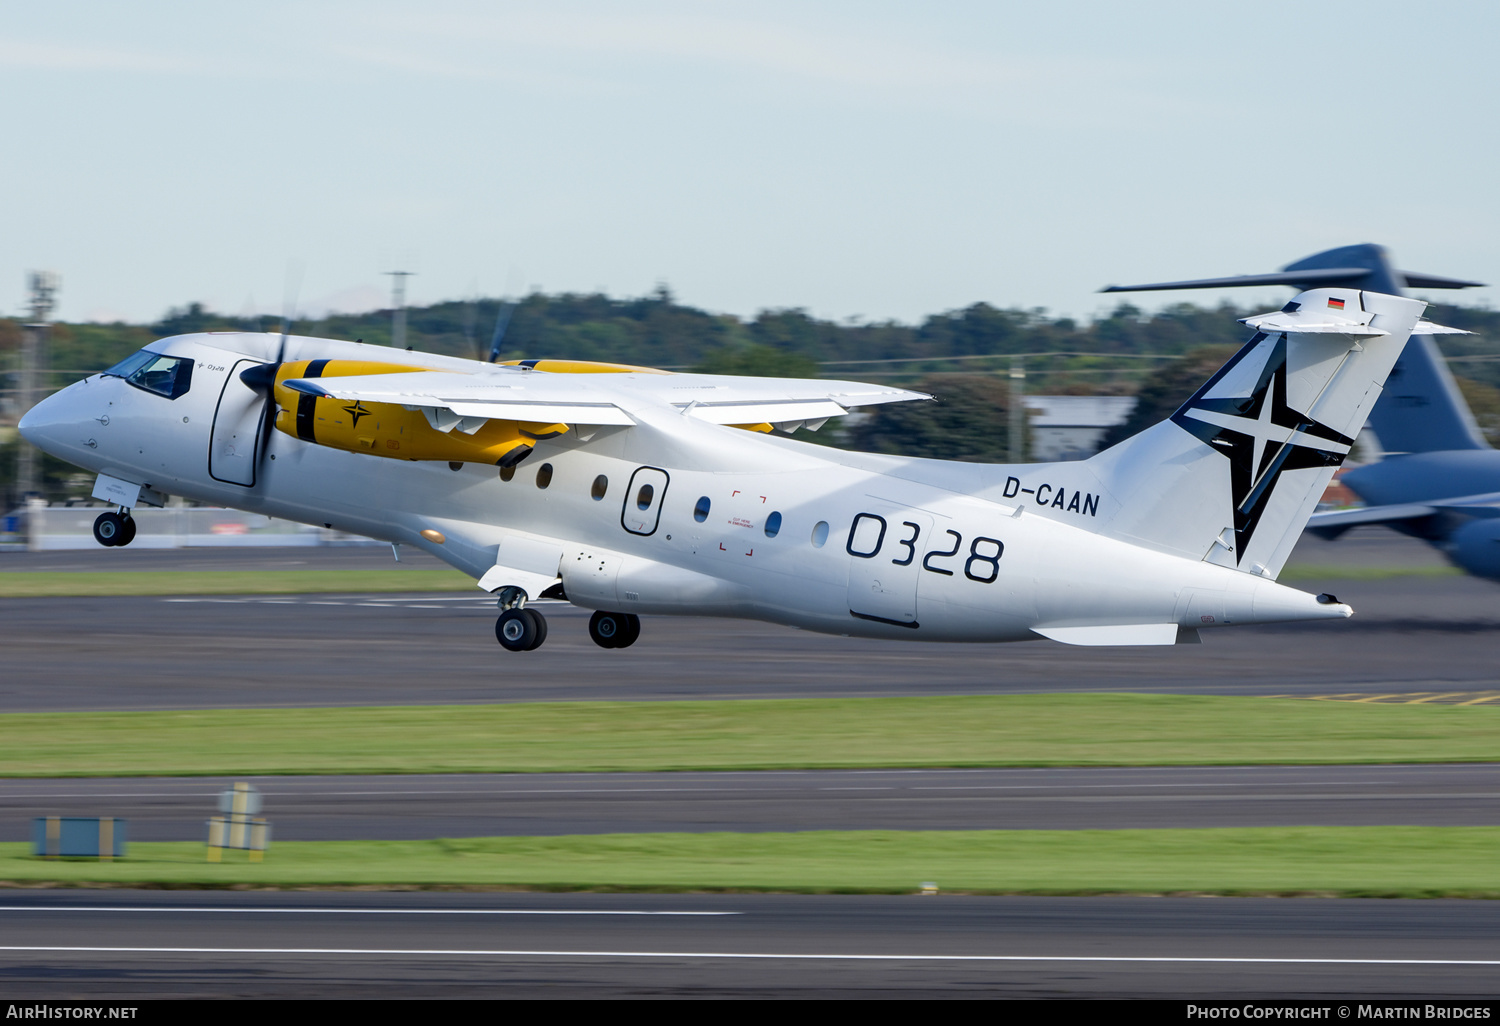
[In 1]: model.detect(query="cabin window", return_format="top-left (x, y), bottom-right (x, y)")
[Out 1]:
top-left (764, 511), bottom-right (782, 538)
top-left (811, 520), bottom-right (829, 548)
top-left (499, 464), bottom-right (515, 482)
top-left (636, 483), bottom-right (654, 510)
top-left (591, 475), bottom-right (608, 500)
top-left (536, 463), bottom-right (553, 489)
top-left (693, 496), bottom-right (711, 522)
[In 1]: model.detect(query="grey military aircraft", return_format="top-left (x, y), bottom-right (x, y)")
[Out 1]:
top-left (1104, 243), bottom-right (1500, 581)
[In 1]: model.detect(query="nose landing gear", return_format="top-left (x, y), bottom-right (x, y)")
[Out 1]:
top-left (92, 510), bottom-right (136, 547)
top-left (589, 610), bottom-right (641, 649)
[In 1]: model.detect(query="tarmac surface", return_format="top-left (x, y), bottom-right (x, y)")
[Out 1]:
top-left (1, 531), bottom-right (1497, 711)
top-left (1, 890), bottom-right (1497, 998)
top-left (3, 764), bottom-right (1499, 841)
top-left (2, 531), bottom-right (1497, 998)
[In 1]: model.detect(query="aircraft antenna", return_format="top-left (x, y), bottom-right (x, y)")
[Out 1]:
top-left (1009, 356), bottom-right (1026, 464)
top-left (385, 271), bottom-right (414, 349)
top-left (16, 271), bottom-right (59, 503)
top-left (463, 283), bottom-right (480, 361)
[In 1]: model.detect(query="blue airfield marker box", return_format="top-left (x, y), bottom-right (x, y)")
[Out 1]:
top-left (32, 817), bottom-right (127, 859)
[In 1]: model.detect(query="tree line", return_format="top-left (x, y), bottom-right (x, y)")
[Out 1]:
top-left (2, 288), bottom-right (1494, 507)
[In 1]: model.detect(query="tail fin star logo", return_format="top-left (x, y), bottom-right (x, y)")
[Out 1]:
top-left (1170, 333), bottom-right (1353, 560)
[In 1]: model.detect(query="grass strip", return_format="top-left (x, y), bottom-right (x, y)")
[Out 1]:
top-left (0, 695), bottom-right (1496, 778)
top-left (1277, 564), bottom-right (1460, 582)
top-left (3, 827), bottom-right (1496, 896)
top-left (0, 570), bottom-right (476, 598)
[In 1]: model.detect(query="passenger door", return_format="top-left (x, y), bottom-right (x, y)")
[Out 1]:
top-left (846, 506), bottom-right (933, 628)
top-left (621, 466), bottom-right (670, 537)
top-left (208, 360), bottom-right (264, 487)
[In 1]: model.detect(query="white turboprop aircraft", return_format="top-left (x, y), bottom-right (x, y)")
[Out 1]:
top-left (19, 288), bottom-right (1438, 652)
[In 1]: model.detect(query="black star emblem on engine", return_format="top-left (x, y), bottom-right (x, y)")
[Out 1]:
top-left (1170, 333), bottom-right (1354, 562)
top-left (343, 401), bottom-right (371, 428)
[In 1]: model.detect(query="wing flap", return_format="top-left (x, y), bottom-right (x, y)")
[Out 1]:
top-left (440, 400), bottom-right (636, 425)
top-left (283, 370), bottom-right (638, 426)
top-left (281, 367), bottom-right (929, 431)
top-left (682, 399), bottom-right (850, 425)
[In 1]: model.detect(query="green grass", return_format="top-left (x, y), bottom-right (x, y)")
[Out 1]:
top-left (0, 569), bottom-right (476, 597)
top-left (1277, 564), bottom-right (1460, 582)
top-left (0, 694), bottom-right (1495, 778)
top-left (5, 827), bottom-right (1497, 896)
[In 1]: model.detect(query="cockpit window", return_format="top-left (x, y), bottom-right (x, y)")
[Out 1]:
top-left (105, 352), bottom-right (194, 400)
top-left (102, 351), bottom-right (156, 380)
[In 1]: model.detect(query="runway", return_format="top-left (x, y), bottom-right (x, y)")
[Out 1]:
top-left (1, 890), bottom-right (1498, 998)
top-left (2, 764), bottom-right (1499, 840)
top-left (2, 533), bottom-right (1496, 998)
top-left (1, 534), bottom-right (1496, 711)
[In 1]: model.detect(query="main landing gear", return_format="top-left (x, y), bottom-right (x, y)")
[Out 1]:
top-left (491, 588), bottom-right (641, 652)
top-left (494, 586), bottom-right (547, 652)
top-left (589, 610), bottom-right (640, 649)
top-left (92, 510), bottom-right (136, 547)
top-left (495, 607), bottom-right (548, 651)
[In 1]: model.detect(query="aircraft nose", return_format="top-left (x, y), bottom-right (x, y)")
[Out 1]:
top-left (18, 382), bottom-right (92, 458)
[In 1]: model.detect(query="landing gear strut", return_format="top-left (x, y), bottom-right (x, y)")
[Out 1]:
top-left (494, 588), bottom-right (548, 651)
top-left (589, 610), bottom-right (640, 649)
top-left (92, 510), bottom-right (136, 547)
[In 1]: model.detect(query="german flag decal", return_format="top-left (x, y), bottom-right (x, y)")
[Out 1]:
top-left (1327, 297), bottom-right (1346, 310)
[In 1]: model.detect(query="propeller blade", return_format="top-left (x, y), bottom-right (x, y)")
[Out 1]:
top-left (487, 301), bottom-right (514, 363)
top-left (463, 289), bottom-right (481, 361)
top-left (243, 263), bottom-right (301, 484)
top-left (255, 380), bottom-right (278, 479)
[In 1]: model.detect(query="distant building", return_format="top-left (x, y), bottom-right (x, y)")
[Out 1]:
top-left (1023, 395), bottom-right (1138, 462)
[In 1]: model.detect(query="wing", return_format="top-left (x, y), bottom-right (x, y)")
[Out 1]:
top-left (283, 366), bottom-right (930, 432)
top-left (1307, 492), bottom-right (1500, 539)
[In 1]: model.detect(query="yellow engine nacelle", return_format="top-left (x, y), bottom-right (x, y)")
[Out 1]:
top-left (270, 360), bottom-right (563, 468)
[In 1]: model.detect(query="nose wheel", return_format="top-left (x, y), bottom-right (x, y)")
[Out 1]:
top-left (589, 611), bottom-right (641, 649)
top-left (495, 607), bottom-right (548, 651)
top-left (92, 510), bottom-right (136, 547)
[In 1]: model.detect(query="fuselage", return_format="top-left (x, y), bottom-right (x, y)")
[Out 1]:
top-left (19, 331), bottom-right (1348, 643)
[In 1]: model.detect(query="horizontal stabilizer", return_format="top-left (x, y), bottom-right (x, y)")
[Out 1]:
top-left (1440, 500), bottom-right (1500, 518)
top-left (1238, 292), bottom-right (1388, 336)
top-left (1306, 503), bottom-right (1439, 538)
top-left (1401, 272), bottom-right (1487, 290)
top-left (1101, 268), bottom-right (1369, 293)
top-left (1412, 320), bottom-right (1472, 335)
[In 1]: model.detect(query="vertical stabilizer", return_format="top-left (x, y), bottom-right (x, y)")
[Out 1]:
top-left (1367, 334), bottom-right (1490, 453)
top-left (1086, 289), bottom-right (1424, 578)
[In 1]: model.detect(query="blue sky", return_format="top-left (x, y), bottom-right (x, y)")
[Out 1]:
top-left (2, 1), bottom-right (1495, 326)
